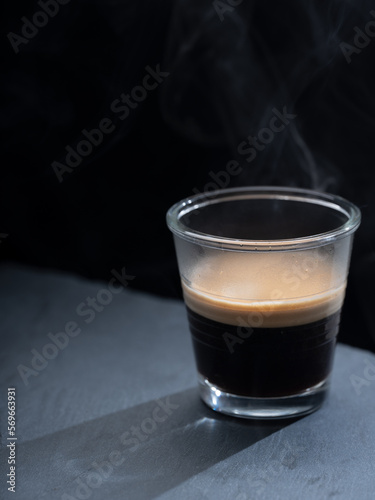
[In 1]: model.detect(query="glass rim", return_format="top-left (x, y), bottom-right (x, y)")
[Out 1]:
top-left (166, 186), bottom-right (361, 251)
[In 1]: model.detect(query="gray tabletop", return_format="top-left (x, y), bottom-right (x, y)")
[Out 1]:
top-left (1, 264), bottom-right (375, 500)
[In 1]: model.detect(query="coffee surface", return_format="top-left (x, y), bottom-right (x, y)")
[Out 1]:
top-left (182, 251), bottom-right (345, 328)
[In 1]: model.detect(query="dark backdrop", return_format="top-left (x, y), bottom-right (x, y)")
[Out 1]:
top-left (1, 0), bottom-right (375, 352)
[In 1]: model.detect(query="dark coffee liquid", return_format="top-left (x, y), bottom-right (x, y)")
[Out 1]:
top-left (187, 307), bottom-right (341, 397)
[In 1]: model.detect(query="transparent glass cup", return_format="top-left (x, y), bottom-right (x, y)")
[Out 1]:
top-left (166, 186), bottom-right (361, 419)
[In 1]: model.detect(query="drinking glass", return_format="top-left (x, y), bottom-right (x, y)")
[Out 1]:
top-left (167, 186), bottom-right (361, 419)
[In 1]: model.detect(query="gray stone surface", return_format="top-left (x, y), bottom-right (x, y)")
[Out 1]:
top-left (1, 264), bottom-right (375, 500)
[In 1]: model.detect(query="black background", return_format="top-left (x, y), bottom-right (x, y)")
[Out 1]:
top-left (1, 0), bottom-right (375, 352)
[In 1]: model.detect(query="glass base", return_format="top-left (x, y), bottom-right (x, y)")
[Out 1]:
top-left (198, 376), bottom-right (329, 420)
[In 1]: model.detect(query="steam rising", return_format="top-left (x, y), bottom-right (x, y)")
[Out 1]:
top-left (160, 0), bottom-right (374, 191)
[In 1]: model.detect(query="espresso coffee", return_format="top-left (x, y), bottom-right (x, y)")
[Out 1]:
top-left (187, 307), bottom-right (340, 397)
top-left (182, 252), bottom-right (345, 398)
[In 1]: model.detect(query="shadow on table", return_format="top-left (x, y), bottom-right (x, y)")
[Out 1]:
top-left (19, 387), bottom-right (303, 500)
